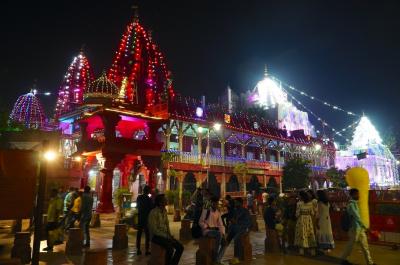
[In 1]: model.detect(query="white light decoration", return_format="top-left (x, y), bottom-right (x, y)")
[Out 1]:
top-left (336, 116), bottom-right (399, 187)
top-left (315, 144), bottom-right (321, 151)
top-left (250, 77), bottom-right (287, 108)
top-left (196, 107), bottom-right (203, 118)
top-left (351, 116), bottom-right (382, 149)
top-left (213, 123), bottom-right (221, 131)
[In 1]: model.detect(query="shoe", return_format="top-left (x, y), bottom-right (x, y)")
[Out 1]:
top-left (145, 251), bottom-right (151, 256)
top-left (137, 249), bottom-right (142, 255)
top-left (341, 260), bottom-right (353, 265)
top-left (42, 247), bottom-right (53, 252)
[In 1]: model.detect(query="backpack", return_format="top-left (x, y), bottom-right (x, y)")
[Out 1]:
top-left (191, 209), bottom-right (211, 239)
top-left (340, 209), bottom-right (353, 232)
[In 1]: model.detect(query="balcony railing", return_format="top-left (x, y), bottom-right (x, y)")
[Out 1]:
top-left (168, 150), bottom-right (285, 170)
top-left (166, 150), bottom-right (328, 171)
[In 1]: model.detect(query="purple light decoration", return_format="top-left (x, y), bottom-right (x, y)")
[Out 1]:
top-left (10, 91), bottom-right (47, 129)
top-left (196, 107), bottom-right (203, 118)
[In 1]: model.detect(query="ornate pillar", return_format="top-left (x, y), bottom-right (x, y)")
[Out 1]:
top-left (100, 112), bottom-right (120, 141)
top-left (241, 144), bottom-right (246, 158)
top-left (221, 172), bottom-right (226, 198)
top-left (97, 157), bottom-right (120, 213)
top-left (197, 133), bottom-right (203, 162)
top-left (220, 141), bottom-right (225, 165)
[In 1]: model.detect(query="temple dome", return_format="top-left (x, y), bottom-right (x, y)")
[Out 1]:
top-left (84, 72), bottom-right (119, 100)
top-left (9, 90), bottom-right (47, 129)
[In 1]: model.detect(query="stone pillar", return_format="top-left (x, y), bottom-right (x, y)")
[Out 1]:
top-left (241, 144), bottom-right (246, 158)
top-left (220, 140), bottom-right (225, 166)
top-left (97, 157), bottom-right (119, 213)
top-left (221, 172), bottom-right (226, 198)
top-left (112, 224), bottom-right (128, 250)
top-left (11, 232), bottom-right (31, 264)
top-left (100, 112), bottom-right (121, 140)
top-left (148, 242), bottom-right (166, 265)
top-left (65, 228), bottom-right (83, 256)
top-left (179, 219), bottom-right (192, 241)
top-left (196, 237), bottom-right (216, 265)
top-left (84, 248), bottom-right (108, 265)
top-left (234, 232), bottom-right (252, 262)
top-left (197, 134), bottom-right (202, 162)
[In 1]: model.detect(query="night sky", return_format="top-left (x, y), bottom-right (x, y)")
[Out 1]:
top-left (1, 0), bottom-right (400, 143)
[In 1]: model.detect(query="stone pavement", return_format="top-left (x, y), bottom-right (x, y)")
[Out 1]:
top-left (0, 215), bottom-right (399, 264)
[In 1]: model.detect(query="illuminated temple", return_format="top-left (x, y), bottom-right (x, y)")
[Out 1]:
top-left (336, 116), bottom-right (399, 187)
top-left (44, 13), bottom-right (334, 212)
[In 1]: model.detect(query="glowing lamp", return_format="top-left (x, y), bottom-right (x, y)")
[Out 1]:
top-left (213, 123), bottom-right (221, 131)
top-left (44, 150), bottom-right (57, 161)
top-left (196, 107), bottom-right (203, 118)
top-left (315, 144), bottom-right (321, 151)
top-left (197, 126), bottom-right (204, 133)
top-left (301, 146), bottom-right (307, 151)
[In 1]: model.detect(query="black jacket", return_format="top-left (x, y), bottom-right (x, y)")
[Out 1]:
top-left (137, 194), bottom-right (154, 226)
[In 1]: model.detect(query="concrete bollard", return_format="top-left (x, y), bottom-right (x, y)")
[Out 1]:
top-left (112, 224), bottom-right (128, 250)
top-left (250, 214), bottom-right (259, 232)
top-left (65, 228), bottom-right (83, 256)
top-left (0, 258), bottom-right (22, 265)
top-left (196, 237), bottom-right (216, 265)
top-left (147, 242), bottom-right (166, 265)
top-left (179, 219), bottom-right (192, 241)
top-left (11, 232), bottom-right (31, 264)
top-left (234, 232), bottom-right (252, 262)
top-left (90, 212), bottom-right (101, 228)
top-left (83, 248), bottom-right (108, 265)
top-left (264, 229), bottom-right (280, 253)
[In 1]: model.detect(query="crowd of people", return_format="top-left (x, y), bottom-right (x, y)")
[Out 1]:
top-left (40, 184), bottom-right (376, 265)
top-left (42, 185), bottom-right (93, 252)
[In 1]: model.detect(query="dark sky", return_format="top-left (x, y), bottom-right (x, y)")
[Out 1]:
top-left (1, 0), bottom-right (400, 142)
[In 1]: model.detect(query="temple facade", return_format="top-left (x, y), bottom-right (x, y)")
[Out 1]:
top-left (55, 13), bottom-right (335, 213)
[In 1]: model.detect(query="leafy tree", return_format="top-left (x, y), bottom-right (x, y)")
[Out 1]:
top-left (282, 157), bottom-right (311, 190)
top-left (326, 166), bottom-right (347, 188)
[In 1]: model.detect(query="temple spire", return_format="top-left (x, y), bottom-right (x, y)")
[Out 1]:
top-left (132, 5), bottom-right (139, 22)
top-left (264, 64), bottom-right (268, 77)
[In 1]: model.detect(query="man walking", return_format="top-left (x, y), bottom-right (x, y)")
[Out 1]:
top-left (80, 186), bottom-right (93, 247)
top-left (136, 185), bottom-right (153, 255)
top-left (148, 194), bottom-right (184, 265)
top-left (43, 189), bottom-right (62, 251)
top-left (199, 196), bottom-right (226, 264)
top-left (341, 188), bottom-right (376, 265)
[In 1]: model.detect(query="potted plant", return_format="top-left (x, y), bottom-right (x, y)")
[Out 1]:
top-left (165, 190), bottom-right (175, 214)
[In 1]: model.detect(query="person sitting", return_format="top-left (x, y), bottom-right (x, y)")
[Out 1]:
top-left (226, 197), bottom-right (252, 264)
top-left (148, 194), bottom-right (184, 265)
top-left (199, 196), bottom-right (226, 264)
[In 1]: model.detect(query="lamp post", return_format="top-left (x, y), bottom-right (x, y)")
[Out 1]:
top-left (32, 141), bottom-right (57, 265)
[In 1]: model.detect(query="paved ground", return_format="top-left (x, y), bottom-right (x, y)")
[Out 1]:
top-left (0, 214), bottom-right (399, 264)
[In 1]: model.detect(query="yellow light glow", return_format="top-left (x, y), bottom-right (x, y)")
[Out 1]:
top-left (44, 150), bottom-right (57, 161)
top-left (213, 123), bottom-right (221, 131)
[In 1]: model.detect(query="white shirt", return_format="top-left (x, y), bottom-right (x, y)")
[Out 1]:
top-left (199, 208), bottom-right (225, 236)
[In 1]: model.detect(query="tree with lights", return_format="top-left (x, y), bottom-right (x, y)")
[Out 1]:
top-left (54, 51), bottom-right (93, 119)
top-left (108, 10), bottom-right (174, 109)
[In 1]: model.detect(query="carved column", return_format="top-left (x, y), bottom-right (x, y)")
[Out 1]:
top-left (100, 112), bottom-right (121, 141)
top-left (97, 157), bottom-right (120, 213)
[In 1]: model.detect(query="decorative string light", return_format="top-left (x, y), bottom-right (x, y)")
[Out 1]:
top-left (108, 11), bottom-right (174, 108)
top-left (10, 91), bottom-right (47, 129)
top-left (271, 76), bottom-right (360, 117)
top-left (54, 52), bottom-right (93, 119)
top-left (281, 86), bottom-right (357, 141)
